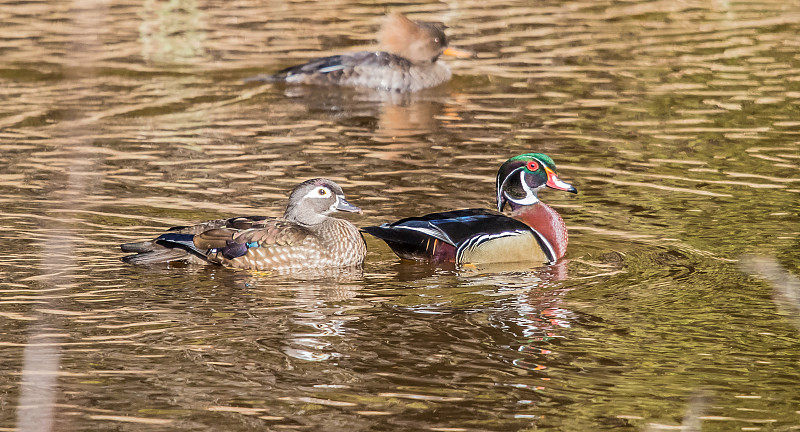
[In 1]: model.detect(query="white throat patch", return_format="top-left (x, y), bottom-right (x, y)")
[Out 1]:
top-left (505, 170), bottom-right (540, 206)
top-left (327, 195), bottom-right (343, 213)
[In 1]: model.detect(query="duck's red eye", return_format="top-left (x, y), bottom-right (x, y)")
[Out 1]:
top-left (526, 160), bottom-right (539, 171)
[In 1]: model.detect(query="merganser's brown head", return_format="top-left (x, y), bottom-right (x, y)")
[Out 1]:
top-left (379, 12), bottom-right (471, 64)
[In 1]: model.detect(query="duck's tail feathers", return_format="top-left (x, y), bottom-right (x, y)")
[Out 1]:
top-left (362, 225), bottom-right (456, 262)
top-left (243, 73), bottom-right (282, 83)
top-left (120, 234), bottom-right (208, 265)
top-left (121, 247), bottom-right (193, 265)
top-left (120, 240), bottom-right (156, 253)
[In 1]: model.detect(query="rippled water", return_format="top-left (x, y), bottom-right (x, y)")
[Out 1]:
top-left (2, 0), bottom-right (799, 430)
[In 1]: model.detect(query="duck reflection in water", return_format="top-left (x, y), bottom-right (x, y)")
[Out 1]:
top-left (383, 258), bottom-right (571, 282)
top-left (248, 12), bottom-right (474, 144)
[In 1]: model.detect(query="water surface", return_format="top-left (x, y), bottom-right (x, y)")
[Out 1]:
top-left (1, 0), bottom-right (799, 430)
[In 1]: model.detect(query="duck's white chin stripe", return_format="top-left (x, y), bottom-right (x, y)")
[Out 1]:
top-left (506, 194), bottom-right (539, 206)
top-left (326, 200), bottom-right (338, 214)
top-left (505, 171), bottom-right (539, 206)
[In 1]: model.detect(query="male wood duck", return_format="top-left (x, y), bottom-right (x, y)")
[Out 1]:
top-left (248, 12), bottom-right (473, 92)
top-left (120, 179), bottom-right (367, 271)
top-left (362, 153), bottom-right (577, 266)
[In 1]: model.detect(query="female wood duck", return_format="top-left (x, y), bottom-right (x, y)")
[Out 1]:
top-left (250, 12), bottom-right (472, 92)
top-left (362, 154), bottom-right (577, 266)
top-left (120, 179), bottom-right (367, 271)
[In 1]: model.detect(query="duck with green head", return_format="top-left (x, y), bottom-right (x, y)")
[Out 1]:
top-left (362, 153), bottom-right (577, 265)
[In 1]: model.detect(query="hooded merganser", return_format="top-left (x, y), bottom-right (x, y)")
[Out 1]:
top-left (251, 12), bottom-right (472, 92)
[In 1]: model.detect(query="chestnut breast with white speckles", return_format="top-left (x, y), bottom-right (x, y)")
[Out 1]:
top-left (511, 202), bottom-right (568, 261)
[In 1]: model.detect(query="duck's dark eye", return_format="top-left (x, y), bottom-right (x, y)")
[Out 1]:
top-left (434, 37), bottom-right (440, 43)
top-left (318, 188), bottom-right (328, 196)
top-left (526, 160), bottom-right (539, 171)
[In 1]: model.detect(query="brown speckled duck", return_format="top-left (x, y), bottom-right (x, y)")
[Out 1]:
top-left (249, 12), bottom-right (472, 92)
top-left (121, 179), bottom-right (366, 270)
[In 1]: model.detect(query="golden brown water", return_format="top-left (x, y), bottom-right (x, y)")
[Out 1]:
top-left (1, 0), bottom-right (799, 430)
